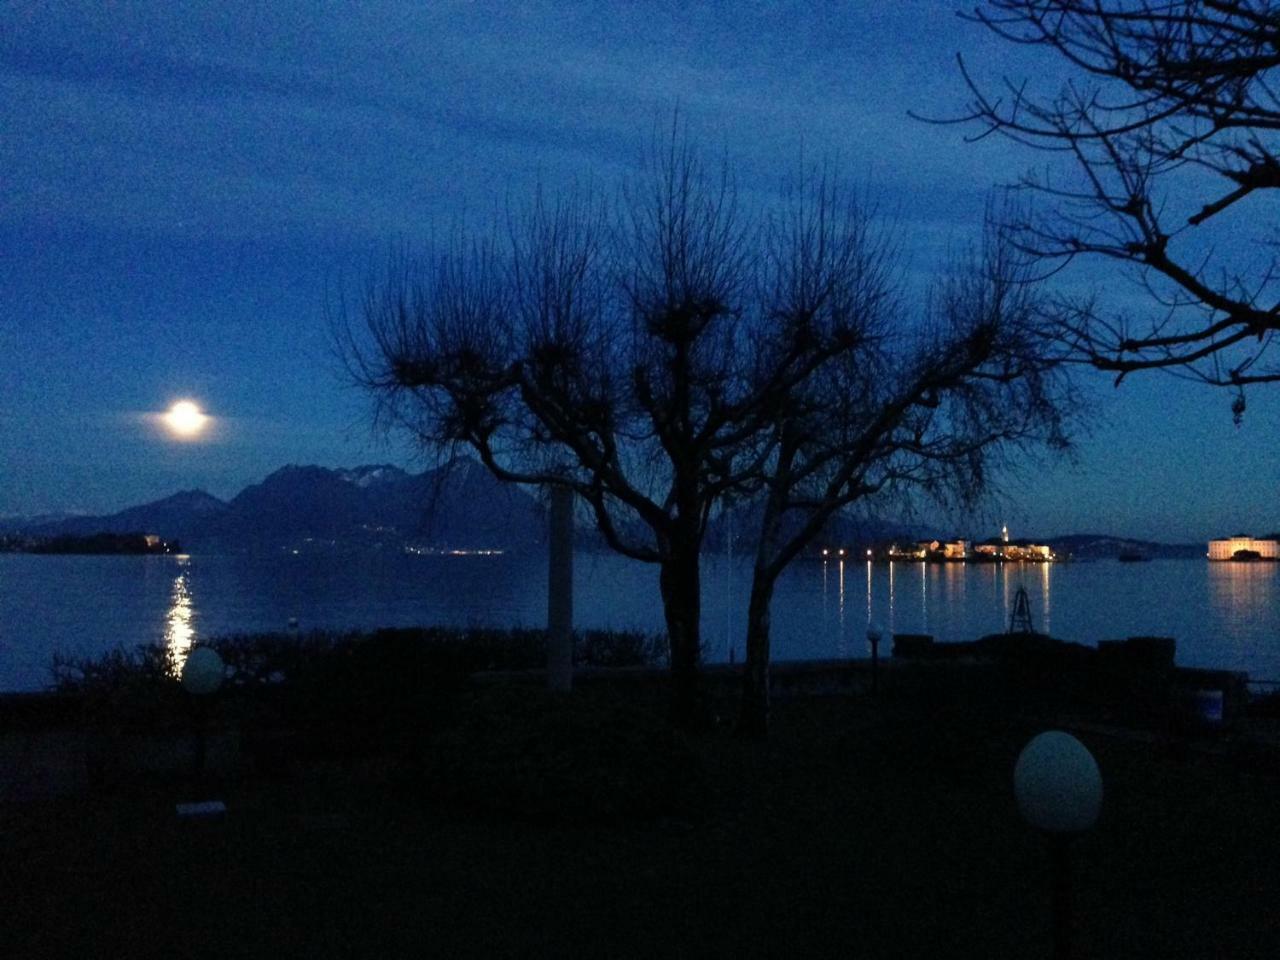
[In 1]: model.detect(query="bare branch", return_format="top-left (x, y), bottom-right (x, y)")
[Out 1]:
top-left (938, 2), bottom-right (1280, 411)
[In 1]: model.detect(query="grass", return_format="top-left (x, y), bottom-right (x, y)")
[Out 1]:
top-left (4, 665), bottom-right (1280, 958)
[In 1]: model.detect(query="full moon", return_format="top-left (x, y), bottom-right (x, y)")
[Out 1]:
top-left (164, 400), bottom-right (208, 439)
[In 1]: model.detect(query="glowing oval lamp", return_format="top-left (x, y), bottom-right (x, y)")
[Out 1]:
top-left (181, 646), bottom-right (225, 696)
top-left (1014, 730), bottom-right (1103, 834)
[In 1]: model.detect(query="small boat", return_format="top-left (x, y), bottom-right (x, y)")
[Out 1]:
top-left (1117, 551), bottom-right (1149, 563)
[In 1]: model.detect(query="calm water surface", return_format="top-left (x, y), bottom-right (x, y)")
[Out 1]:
top-left (1, 552), bottom-right (1278, 691)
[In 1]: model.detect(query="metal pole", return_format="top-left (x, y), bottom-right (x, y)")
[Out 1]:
top-left (870, 632), bottom-right (880, 696)
top-left (1051, 835), bottom-right (1073, 960)
top-left (192, 696), bottom-right (208, 784)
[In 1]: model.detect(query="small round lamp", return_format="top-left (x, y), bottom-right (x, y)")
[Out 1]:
top-left (1013, 730), bottom-right (1103, 834)
top-left (182, 646), bottom-right (225, 696)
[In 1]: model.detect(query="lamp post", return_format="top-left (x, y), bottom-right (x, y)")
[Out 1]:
top-left (181, 646), bottom-right (225, 799)
top-left (1013, 731), bottom-right (1103, 960)
top-left (866, 622), bottom-right (884, 696)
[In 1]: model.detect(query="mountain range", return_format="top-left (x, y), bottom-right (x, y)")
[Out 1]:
top-left (2, 462), bottom-right (1209, 558)
top-left (5, 461), bottom-right (548, 553)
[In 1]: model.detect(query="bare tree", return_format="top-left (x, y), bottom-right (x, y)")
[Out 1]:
top-left (340, 131), bottom-right (1072, 733)
top-left (344, 136), bottom-right (773, 729)
top-left (933, 1), bottom-right (1280, 420)
top-left (735, 199), bottom-right (1072, 737)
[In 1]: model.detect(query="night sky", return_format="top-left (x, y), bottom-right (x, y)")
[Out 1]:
top-left (3, 2), bottom-right (1275, 542)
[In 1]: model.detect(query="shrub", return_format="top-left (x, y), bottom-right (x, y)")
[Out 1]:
top-left (576, 629), bottom-right (667, 668)
top-left (51, 644), bottom-right (188, 729)
top-left (49, 626), bottom-right (668, 746)
top-left (1249, 687), bottom-right (1280, 719)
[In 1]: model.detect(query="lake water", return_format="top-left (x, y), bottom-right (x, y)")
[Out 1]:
top-left (1, 551), bottom-right (1278, 692)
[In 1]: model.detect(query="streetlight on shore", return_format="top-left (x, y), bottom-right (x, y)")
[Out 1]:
top-left (178, 646), bottom-right (226, 817)
top-left (866, 621), bottom-right (884, 695)
top-left (1014, 731), bottom-right (1103, 960)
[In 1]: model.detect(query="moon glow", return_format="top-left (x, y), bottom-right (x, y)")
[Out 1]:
top-left (164, 400), bottom-right (208, 439)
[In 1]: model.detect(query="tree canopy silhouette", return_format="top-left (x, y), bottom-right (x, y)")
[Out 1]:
top-left (936, 0), bottom-right (1280, 421)
top-left (734, 214), bottom-right (1073, 736)
top-left (341, 129), bottom-right (1072, 734)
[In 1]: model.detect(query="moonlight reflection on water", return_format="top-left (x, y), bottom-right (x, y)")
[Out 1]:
top-left (164, 559), bottom-right (195, 669)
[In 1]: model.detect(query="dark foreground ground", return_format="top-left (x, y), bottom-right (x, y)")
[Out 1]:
top-left (3, 674), bottom-right (1279, 959)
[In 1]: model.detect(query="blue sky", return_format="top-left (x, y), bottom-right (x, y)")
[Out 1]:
top-left (2, 1), bottom-right (1275, 541)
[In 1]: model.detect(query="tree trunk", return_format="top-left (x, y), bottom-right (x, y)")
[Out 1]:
top-left (737, 463), bottom-right (789, 740)
top-left (659, 543), bottom-right (706, 732)
top-left (737, 569), bottom-right (776, 739)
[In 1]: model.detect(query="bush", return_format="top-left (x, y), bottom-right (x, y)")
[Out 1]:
top-left (51, 644), bottom-right (188, 730)
top-left (1249, 687), bottom-right (1280, 719)
top-left (52, 627), bottom-right (665, 697)
top-left (202, 630), bottom-right (346, 688)
top-left (419, 684), bottom-right (706, 823)
top-left (576, 629), bottom-right (667, 668)
top-left (49, 627), bottom-right (668, 749)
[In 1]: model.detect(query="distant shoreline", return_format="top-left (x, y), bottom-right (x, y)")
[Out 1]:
top-left (1, 532), bottom-right (180, 556)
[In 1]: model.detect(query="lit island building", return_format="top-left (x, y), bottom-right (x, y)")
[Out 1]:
top-left (885, 538), bottom-right (968, 560)
top-left (881, 527), bottom-right (1055, 562)
top-left (974, 538), bottom-right (1054, 561)
top-left (1207, 535), bottom-right (1280, 560)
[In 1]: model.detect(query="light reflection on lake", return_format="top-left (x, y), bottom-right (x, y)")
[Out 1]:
top-left (1, 551), bottom-right (1278, 692)
top-left (1205, 561), bottom-right (1280, 677)
top-left (164, 557), bottom-right (194, 668)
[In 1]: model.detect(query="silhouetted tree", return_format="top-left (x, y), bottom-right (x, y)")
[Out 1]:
top-left (937, 1), bottom-right (1280, 420)
top-left (735, 204), bottom-right (1072, 737)
top-left (341, 130), bottom-right (1071, 733)
top-left (345, 135), bottom-right (765, 729)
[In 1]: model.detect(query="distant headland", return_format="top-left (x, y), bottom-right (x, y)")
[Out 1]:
top-left (2, 532), bottom-right (181, 555)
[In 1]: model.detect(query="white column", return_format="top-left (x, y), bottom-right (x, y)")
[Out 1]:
top-left (547, 486), bottom-right (574, 692)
